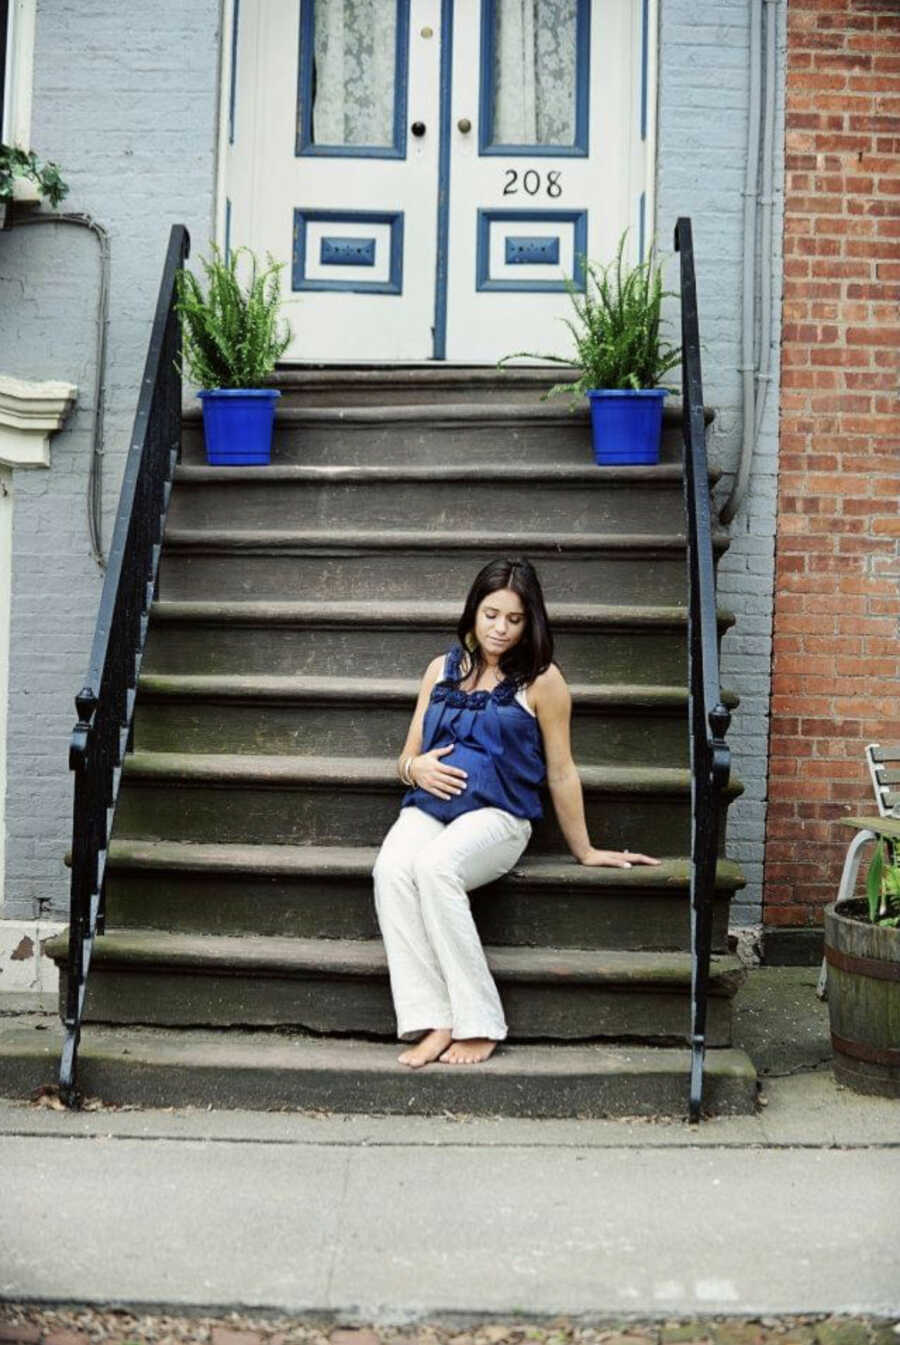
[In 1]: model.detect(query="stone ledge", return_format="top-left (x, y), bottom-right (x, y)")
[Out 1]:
top-left (0, 373), bottom-right (78, 468)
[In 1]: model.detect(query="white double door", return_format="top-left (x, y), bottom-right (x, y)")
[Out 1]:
top-left (225, 1), bottom-right (652, 363)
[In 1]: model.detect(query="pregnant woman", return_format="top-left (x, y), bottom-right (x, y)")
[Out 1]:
top-left (372, 556), bottom-right (659, 1069)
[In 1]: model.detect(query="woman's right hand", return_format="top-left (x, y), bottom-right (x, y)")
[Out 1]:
top-left (412, 744), bottom-right (468, 800)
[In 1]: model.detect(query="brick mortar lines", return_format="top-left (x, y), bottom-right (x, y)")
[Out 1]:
top-left (1, 0), bottom-right (221, 920)
top-left (762, 0), bottom-right (900, 933)
top-left (657, 0), bottom-right (786, 926)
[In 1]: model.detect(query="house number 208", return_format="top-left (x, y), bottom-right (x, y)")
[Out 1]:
top-left (502, 170), bottom-right (562, 198)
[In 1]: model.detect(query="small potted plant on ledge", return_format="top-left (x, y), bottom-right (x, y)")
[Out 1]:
top-left (824, 816), bottom-right (900, 1098)
top-left (0, 144), bottom-right (68, 229)
top-left (175, 242), bottom-right (292, 466)
top-left (501, 232), bottom-right (681, 466)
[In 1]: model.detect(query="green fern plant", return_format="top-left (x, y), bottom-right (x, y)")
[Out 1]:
top-left (500, 231), bottom-right (682, 404)
top-left (174, 243), bottom-right (292, 389)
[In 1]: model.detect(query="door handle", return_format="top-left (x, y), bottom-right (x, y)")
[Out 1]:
top-left (411, 121), bottom-right (426, 137)
top-left (457, 118), bottom-right (472, 134)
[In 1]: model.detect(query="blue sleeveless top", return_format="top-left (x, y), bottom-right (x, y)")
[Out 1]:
top-left (402, 645), bottom-right (546, 823)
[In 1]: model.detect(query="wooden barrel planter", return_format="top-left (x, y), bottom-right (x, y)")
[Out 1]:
top-left (824, 899), bottom-right (900, 1097)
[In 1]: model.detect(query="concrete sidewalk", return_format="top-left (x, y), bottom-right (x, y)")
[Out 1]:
top-left (1, 970), bottom-right (898, 1321)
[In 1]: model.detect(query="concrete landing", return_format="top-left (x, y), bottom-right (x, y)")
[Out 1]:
top-left (0, 970), bottom-right (897, 1319)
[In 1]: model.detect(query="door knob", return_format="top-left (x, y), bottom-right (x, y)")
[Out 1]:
top-left (411, 121), bottom-right (426, 137)
top-left (457, 117), bottom-right (472, 133)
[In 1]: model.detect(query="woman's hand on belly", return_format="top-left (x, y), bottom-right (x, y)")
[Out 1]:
top-left (412, 744), bottom-right (469, 800)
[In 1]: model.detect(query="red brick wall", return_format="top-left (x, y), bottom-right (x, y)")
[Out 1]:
top-left (764, 0), bottom-right (900, 932)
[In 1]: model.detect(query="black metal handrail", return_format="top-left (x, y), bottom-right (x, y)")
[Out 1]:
top-left (674, 217), bottom-right (733, 1122)
top-left (60, 224), bottom-right (190, 1104)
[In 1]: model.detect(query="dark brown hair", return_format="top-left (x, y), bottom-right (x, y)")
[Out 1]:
top-left (455, 557), bottom-right (554, 688)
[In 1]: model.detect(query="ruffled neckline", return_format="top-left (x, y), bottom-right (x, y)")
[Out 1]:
top-left (432, 645), bottom-right (519, 710)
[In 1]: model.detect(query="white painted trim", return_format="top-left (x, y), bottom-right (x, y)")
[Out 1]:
top-left (1, 3), bottom-right (13, 140)
top-left (2, 0), bottom-right (37, 148)
top-left (214, 0), bottom-right (235, 253)
top-left (645, 0), bottom-right (659, 248)
top-left (0, 374), bottom-right (77, 469)
top-left (0, 376), bottom-right (76, 913)
top-left (0, 467), bottom-right (10, 913)
top-left (0, 919), bottom-right (66, 991)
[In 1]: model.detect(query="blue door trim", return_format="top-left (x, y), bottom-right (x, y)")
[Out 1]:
top-left (292, 209), bottom-right (404, 293)
top-left (505, 235), bottom-right (561, 265)
top-left (296, 0), bottom-right (410, 159)
top-left (320, 236), bottom-right (377, 266)
top-left (476, 208), bottom-right (587, 292)
top-left (477, 0), bottom-right (590, 157)
top-left (431, 0), bottom-right (454, 359)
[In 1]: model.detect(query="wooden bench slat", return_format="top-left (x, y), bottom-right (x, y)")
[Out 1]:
top-left (843, 815), bottom-right (900, 839)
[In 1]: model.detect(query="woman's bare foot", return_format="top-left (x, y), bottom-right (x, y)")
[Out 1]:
top-left (439, 1037), bottom-right (498, 1064)
top-left (398, 1028), bottom-right (453, 1068)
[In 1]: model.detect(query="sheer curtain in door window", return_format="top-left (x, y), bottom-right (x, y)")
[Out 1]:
top-left (311, 0), bottom-right (397, 147)
top-left (492, 0), bottom-right (578, 146)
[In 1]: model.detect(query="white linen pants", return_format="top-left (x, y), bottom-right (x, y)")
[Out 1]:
top-left (372, 804), bottom-right (532, 1042)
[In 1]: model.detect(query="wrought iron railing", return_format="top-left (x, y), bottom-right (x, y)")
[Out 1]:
top-left (60, 224), bottom-right (190, 1103)
top-left (674, 217), bottom-right (733, 1122)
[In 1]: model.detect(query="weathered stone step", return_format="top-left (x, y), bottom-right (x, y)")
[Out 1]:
top-left (267, 364), bottom-right (583, 407)
top-left (44, 930), bottom-right (745, 1045)
top-left (142, 600), bottom-right (735, 681)
top-left (167, 463), bottom-right (701, 534)
top-left (180, 402), bottom-right (690, 466)
top-left (157, 529), bottom-right (727, 604)
top-left (103, 840), bottom-right (743, 952)
top-left (133, 674), bottom-right (725, 767)
top-left (0, 1017), bottom-right (758, 1116)
top-left (114, 753), bottom-right (741, 854)
top-left (262, 366), bottom-right (716, 421)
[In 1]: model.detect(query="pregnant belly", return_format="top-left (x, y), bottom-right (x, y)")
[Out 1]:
top-left (431, 741), bottom-right (508, 813)
top-left (437, 741), bottom-right (490, 780)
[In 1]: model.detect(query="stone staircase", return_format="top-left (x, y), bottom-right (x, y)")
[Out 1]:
top-left (45, 367), bottom-right (757, 1115)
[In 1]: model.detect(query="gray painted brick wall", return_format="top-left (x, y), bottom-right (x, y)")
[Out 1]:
top-left (1, 0), bottom-right (222, 919)
top-left (655, 0), bottom-right (785, 924)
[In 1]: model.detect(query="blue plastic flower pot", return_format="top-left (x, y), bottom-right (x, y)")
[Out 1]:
top-left (587, 388), bottom-right (668, 466)
top-left (197, 388), bottom-right (281, 466)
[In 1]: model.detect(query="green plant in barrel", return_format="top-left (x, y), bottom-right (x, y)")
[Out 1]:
top-left (865, 830), bottom-right (900, 927)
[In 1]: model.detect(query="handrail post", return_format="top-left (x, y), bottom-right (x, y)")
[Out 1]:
top-left (674, 217), bottom-right (732, 1122)
top-left (58, 224), bottom-right (190, 1104)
